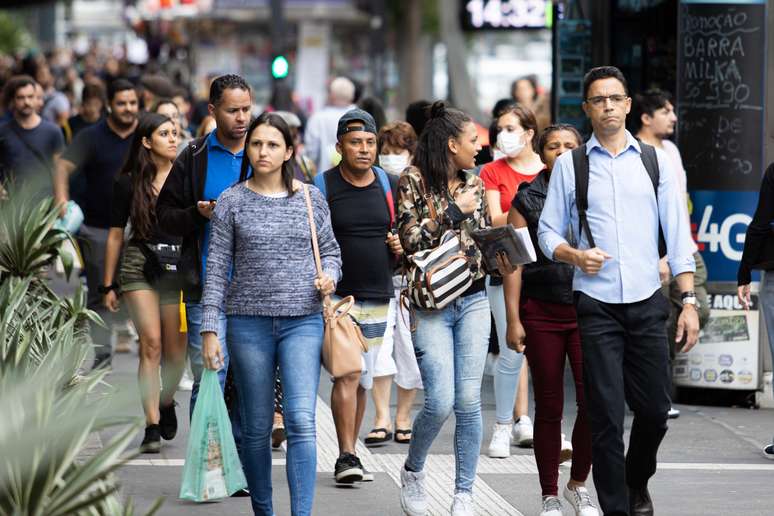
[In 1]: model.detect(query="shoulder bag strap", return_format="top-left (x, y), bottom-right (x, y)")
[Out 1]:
top-left (303, 184), bottom-right (331, 309)
top-left (303, 184), bottom-right (323, 277)
top-left (414, 169), bottom-right (439, 222)
top-left (571, 144), bottom-right (596, 249)
top-left (9, 122), bottom-right (50, 170)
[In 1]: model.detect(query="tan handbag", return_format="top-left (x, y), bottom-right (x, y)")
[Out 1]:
top-left (303, 185), bottom-right (368, 379)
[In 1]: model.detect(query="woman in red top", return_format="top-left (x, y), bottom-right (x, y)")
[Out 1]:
top-left (480, 103), bottom-right (546, 458)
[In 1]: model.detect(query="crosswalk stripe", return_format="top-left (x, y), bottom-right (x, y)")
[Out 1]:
top-left (121, 457), bottom-right (774, 473)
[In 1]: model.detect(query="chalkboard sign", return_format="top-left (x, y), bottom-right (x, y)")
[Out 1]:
top-left (676, 0), bottom-right (766, 191)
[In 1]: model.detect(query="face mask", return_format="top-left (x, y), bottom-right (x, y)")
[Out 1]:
top-left (497, 130), bottom-right (526, 158)
top-left (379, 154), bottom-right (409, 176)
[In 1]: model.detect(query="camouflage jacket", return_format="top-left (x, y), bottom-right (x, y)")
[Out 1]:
top-left (397, 166), bottom-right (492, 281)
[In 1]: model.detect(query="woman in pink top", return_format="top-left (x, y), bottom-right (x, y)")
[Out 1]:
top-left (479, 103), bottom-right (547, 458)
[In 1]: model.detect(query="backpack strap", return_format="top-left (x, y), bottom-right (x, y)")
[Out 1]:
top-left (373, 165), bottom-right (396, 227)
top-left (571, 144), bottom-right (596, 249)
top-left (312, 169), bottom-right (329, 199)
top-left (314, 166), bottom-right (396, 227)
top-left (639, 143), bottom-right (667, 257)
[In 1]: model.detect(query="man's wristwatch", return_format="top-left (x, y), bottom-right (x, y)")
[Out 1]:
top-left (681, 290), bottom-right (697, 307)
top-left (98, 283), bottom-right (119, 295)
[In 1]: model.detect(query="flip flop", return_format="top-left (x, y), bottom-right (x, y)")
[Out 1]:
top-left (394, 428), bottom-right (412, 444)
top-left (364, 427), bottom-right (393, 445)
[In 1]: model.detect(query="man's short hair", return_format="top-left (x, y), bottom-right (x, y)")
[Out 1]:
top-left (107, 79), bottom-right (137, 102)
top-left (582, 66), bottom-right (628, 101)
top-left (329, 77), bottom-right (355, 105)
top-left (630, 89), bottom-right (673, 133)
top-left (82, 82), bottom-right (106, 104)
top-left (378, 121), bottom-right (418, 155)
top-left (209, 74), bottom-right (251, 105)
top-left (2, 74), bottom-right (36, 108)
top-left (140, 74), bottom-right (175, 98)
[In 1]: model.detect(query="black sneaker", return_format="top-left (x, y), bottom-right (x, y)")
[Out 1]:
top-left (141, 424), bottom-right (161, 453)
top-left (159, 401), bottom-right (178, 440)
top-left (334, 453), bottom-right (363, 484)
top-left (354, 456), bottom-right (374, 482)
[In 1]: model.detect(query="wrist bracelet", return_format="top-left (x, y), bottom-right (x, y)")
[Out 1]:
top-left (98, 283), bottom-right (118, 295)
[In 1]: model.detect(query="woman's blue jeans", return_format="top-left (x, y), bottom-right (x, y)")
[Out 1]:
top-left (487, 278), bottom-right (526, 424)
top-left (405, 290), bottom-right (490, 493)
top-left (227, 313), bottom-right (323, 516)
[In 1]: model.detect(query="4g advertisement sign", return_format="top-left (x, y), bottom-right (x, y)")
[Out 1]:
top-left (689, 190), bottom-right (759, 282)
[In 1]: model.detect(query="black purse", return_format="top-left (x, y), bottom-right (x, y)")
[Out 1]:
top-left (136, 241), bottom-right (182, 284)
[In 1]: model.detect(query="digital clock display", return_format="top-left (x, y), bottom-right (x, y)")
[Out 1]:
top-left (461, 0), bottom-right (550, 30)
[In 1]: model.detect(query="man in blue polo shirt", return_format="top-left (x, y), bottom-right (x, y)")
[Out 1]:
top-left (157, 74), bottom-right (251, 411)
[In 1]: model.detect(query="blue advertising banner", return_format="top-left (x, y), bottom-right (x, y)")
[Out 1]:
top-left (690, 190), bottom-right (759, 282)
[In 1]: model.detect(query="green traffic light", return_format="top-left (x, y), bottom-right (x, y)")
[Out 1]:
top-left (271, 55), bottom-right (289, 79)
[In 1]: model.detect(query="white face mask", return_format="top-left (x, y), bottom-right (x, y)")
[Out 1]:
top-left (497, 130), bottom-right (526, 158)
top-left (379, 154), bottom-right (409, 176)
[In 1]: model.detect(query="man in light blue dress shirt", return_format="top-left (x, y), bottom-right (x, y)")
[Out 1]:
top-left (538, 67), bottom-right (700, 516)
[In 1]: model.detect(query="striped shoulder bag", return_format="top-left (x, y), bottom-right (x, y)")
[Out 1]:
top-left (404, 175), bottom-right (473, 310)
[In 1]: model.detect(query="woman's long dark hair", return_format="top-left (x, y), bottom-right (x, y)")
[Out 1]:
top-left (411, 101), bottom-right (472, 195)
top-left (239, 112), bottom-right (296, 196)
top-left (119, 112), bottom-right (173, 240)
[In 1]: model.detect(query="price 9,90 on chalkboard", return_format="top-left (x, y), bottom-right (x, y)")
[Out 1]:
top-left (677, 1), bottom-right (766, 191)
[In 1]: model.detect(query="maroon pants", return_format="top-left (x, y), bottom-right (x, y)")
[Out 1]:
top-left (521, 297), bottom-right (592, 497)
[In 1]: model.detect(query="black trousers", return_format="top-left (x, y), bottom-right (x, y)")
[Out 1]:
top-left (574, 291), bottom-right (671, 516)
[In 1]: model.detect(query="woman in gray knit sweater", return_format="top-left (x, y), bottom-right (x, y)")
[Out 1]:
top-left (200, 112), bottom-right (341, 516)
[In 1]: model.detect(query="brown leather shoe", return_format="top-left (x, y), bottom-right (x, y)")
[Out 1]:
top-left (629, 487), bottom-right (654, 516)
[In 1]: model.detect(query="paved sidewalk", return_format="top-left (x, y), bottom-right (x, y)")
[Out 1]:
top-left (100, 348), bottom-right (774, 516)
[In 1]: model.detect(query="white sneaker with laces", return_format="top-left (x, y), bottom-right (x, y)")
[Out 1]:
top-left (451, 492), bottom-right (474, 516)
top-left (400, 467), bottom-right (427, 516)
top-left (563, 485), bottom-right (599, 516)
top-left (513, 415), bottom-right (534, 447)
top-left (560, 433), bottom-right (573, 463)
top-left (488, 422), bottom-right (512, 458)
top-left (668, 406), bottom-right (681, 419)
top-left (540, 496), bottom-right (563, 516)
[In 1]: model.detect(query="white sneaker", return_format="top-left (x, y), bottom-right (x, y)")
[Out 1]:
top-left (178, 368), bottom-right (194, 391)
top-left (400, 467), bottom-right (427, 516)
top-left (560, 433), bottom-right (573, 463)
top-left (563, 485), bottom-right (599, 516)
top-left (451, 492), bottom-right (474, 516)
top-left (668, 407), bottom-right (681, 419)
top-left (513, 416), bottom-right (534, 447)
top-left (540, 496), bottom-right (563, 516)
top-left (488, 422), bottom-right (512, 458)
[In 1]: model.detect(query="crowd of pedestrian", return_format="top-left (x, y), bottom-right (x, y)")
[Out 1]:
top-left (4, 50), bottom-right (773, 516)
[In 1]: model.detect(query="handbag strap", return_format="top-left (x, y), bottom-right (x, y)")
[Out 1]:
top-left (303, 185), bottom-right (331, 307)
top-left (414, 169), bottom-right (439, 222)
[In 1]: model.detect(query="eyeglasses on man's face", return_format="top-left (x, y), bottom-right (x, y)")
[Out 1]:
top-left (586, 94), bottom-right (628, 107)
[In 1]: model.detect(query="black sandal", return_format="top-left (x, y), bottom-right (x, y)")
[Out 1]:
top-left (364, 427), bottom-right (393, 445)
top-left (394, 428), bottom-right (412, 444)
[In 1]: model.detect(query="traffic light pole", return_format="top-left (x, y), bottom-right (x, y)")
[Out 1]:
top-left (269, 0), bottom-right (287, 88)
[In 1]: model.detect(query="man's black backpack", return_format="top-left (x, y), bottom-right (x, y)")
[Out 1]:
top-left (571, 142), bottom-right (667, 258)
